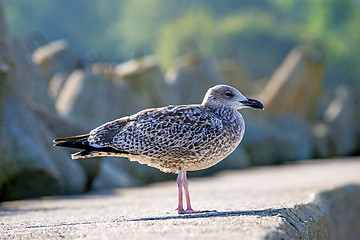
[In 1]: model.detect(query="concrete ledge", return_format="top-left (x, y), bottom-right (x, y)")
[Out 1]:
top-left (268, 185), bottom-right (360, 239)
top-left (1, 158), bottom-right (360, 239)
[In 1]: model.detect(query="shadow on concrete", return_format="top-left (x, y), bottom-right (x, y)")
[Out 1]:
top-left (129, 208), bottom-right (286, 221)
top-left (0, 205), bottom-right (66, 217)
top-left (0, 189), bottom-right (122, 217)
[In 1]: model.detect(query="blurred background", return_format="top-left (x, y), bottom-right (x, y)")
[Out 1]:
top-left (0, 0), bottom-right (359, 202)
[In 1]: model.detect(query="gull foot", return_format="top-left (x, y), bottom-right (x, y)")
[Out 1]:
top-left (177, 208), bottom-right (217, 214)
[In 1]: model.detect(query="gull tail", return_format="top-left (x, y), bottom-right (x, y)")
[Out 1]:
top-left (53, 134), bottom-right (130, 159)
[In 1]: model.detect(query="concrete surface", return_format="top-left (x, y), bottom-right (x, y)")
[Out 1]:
top-left (1, 158), bottom-right (360, 240)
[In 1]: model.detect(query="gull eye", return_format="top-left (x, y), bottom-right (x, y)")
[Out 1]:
top-left (225, 91), bottom-right (234, 97)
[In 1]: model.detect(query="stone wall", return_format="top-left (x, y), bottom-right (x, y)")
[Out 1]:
top-left (267, 185), bottom-right (360, 239)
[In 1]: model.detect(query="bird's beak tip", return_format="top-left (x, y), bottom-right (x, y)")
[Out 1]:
top-left (240, 98), bottom-right (264, 110)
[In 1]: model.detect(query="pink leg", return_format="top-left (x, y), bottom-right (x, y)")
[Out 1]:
top-left (182, 171), bottom-right (204, 213)
top-left (176, 170), bottom-right (186, 214)
top-left (176, 170), bottom-right (213, 214)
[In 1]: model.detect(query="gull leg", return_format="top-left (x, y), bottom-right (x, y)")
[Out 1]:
top-left (182, 171), bottom-right (204, 214)
top-left (176, 170), bottom-right (186, 214)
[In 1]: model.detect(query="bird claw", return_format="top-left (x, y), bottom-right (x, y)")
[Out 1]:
top-left (177, 208), bottom-right (217, 214)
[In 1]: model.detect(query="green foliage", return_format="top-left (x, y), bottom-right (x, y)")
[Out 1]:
top-left (156, 9), bottom-right (297, 76)
top-left (156, 10), bottom-right (218, 69)
top-left (107, 0), bottom-right (183, 60)
top-left (3, 0), bottom-right (360, 83)
top-left (272, 0), bottom-right (360, 83)
top-left (3, 0), bottom-right (124, 61)
top-left (155, 0), bottom-right (360, 82)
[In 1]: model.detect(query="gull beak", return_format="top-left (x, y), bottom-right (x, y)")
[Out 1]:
top-left (240, 98), bottom-right (264, 110)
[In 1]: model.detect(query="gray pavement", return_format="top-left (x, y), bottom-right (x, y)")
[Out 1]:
top-left (1, 158), bottom-right (360, 239)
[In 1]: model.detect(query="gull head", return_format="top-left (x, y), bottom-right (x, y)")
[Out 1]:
top-left (202, 85), bottom-right (264, 110)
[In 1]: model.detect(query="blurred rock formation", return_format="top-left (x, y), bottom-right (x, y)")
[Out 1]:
top-left (0, 3), bottom-right (86, 201)
top-left (320, 86), bottom-right (359, 156)
top-left (258, 47), bottom-right (325, 121)
top-left (55, 67), bottom-right (143, 129)
top-left (33, 39), bottom-right (78, 100)
top-left (218, 59), bottom-right (252, 96)
top-left (115, 56), bottom-right (166, 108)
top-left (165, 52), bottom-right (223, 105)
top-left (242, 115), bottom-right (313, 165)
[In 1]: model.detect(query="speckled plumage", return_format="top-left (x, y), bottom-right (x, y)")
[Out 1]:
top-left (86, 104), bottom-right (244, 173)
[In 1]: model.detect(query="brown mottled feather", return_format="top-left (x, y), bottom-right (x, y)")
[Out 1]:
top-left (85, 105), bottom-right (244, 173)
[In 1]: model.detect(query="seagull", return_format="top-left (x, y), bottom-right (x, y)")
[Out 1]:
top-left (53, 85), bottom-right (264, 214)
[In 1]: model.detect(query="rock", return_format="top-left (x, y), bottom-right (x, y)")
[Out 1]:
top-left (115, 56), bottom-right (166, 107)
top-left (32, 39), bottom-right (77, 77)
top-left (301, 84), bottom-right (360, 158)
top-left (1, 97), bottom-right (86, 201)
top-left (27, 100), bottom-right (101, 188)
top-left (322, 86), bottom-right (359, 156)
top-left (258, 47), bottom-right (325, 121)
top-left (48, 72), bottom-right (71, 100)
top-left (91, 158), bottom-right (141, 190)
top-left (32, 39), bottom-right (78, 99)
top-left (312, 123), bottom-right (334, 158)
top-left (55, 67), bottom-right (144, 130)
top-left (30, 101), bottom-right (85, 138)
top-left (8, 39), bottom-right (56, 111)
top-left (218, 59), bottom-right (252, 96)
top-left (242, 114), bottom-right (313, 165)
top-left (217, 146), bottom-right (250, 170)
top-left (0, 5), bottom-right (11, 196)
top-left (165, 52), bottom-right (223, 105)
top-left (0, 4), bottom-right (87, 201)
